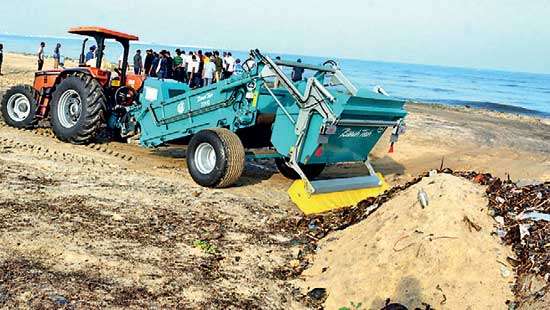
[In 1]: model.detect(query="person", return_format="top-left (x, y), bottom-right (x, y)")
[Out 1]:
top-left (291, 58), bottom-right (305, 82)
top-left (173, 49), bottom-right (184, 82)
top-left (144, 49), bottom-right (154, 75)
top-left (85, 45), bottom-right (96, 62)
top-left (37, 42), bottom-right (45, 71)
top-left (187, 54), bottom-right (200, 88)
top-left (224, 52), bottom-right (235, 79)
top-left (186, 51), bottom-right (194, 82)
top-left (165, 51), bottom-right (174, 79)
top-left (117, 52), bottom-right (125, 70)
top-left (213, 51), bottom-right (223, 82)
top-left (0, 43), bottom-right (3, 76)
top-left (222, 52), bottom-right (228, 78)
top-left (273, 56), bottom-right (282, 88)
top-left (59, 54), bottom-right (65, 69)
top-left (132, 50), bottom-right (143, 75)
top-left (234, 59), bottom-right (244, 76)
top-left (149, 52), bottom-right (159, 77)
top-left (53, 43), bottom-right (61, 69)
top-left (183, 50), bottom-right (189, 82)
top-left (156, 51), bottom-right (168, 79)
top-left (196, 50), bottom-right (205, 87)
top-left (203, 55), bottom-right (216, 86)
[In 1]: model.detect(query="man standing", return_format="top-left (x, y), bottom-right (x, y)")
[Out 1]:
top-left (224, 52), bottom-right (235, 79)
top-left (186, 51), bottom-right (194, 82)
top-left (165, 51), bottom-right (174, 79)
top-left (203, 55), bottom-right (216, 86)
top-left (157, 51), bottom-right (170, 79)
top-left (37, 42), bottom-right (45, 71)
top-left (291, 59), bottom-right (305, 82)
top-left (187, 54), bottom-right (199, 88)
top-left (213, 51), bottom-right (223, 82)
top-left (150, 52), bottom-right (160, 77)
top-left (53, 43), bottom-right (61, 69)
top-left (0, 44), bottom-right (4, 76)
top-left (133, 50), bottom-right (143, 75)
top-left (144, 49), bottom-right (154, 76)
top-left (173, 49), bottom-right (183, 82)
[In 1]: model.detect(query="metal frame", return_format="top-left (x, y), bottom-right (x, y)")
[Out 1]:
top-left (76, 34), bottom-right (131, 86)
top-left (254, 51), bottom-right (342, 193)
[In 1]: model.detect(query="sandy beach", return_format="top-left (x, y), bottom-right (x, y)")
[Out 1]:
top-left (0, 52), bottom-right (548, 308)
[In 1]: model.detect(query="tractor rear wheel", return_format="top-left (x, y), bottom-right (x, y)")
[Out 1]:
top-left (50, 73), bottom-right (106, 144)
top-left (0, 85), bottom-right (39, 128)
top-left (187, 128), bottom-right (245, 188)
top-left (275, 158), bottom-right (326, 180)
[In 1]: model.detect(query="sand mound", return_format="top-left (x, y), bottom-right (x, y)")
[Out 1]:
top-left (298, 173), bottom-right (515, 309)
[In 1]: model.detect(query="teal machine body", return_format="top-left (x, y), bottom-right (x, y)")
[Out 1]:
top-left (119, 50), bottom-right (407, 196)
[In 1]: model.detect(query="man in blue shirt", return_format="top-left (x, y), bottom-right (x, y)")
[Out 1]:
top-left (85, 46), bottom-right (96, 62)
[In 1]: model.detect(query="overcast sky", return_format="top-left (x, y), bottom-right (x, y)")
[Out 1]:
top-left (0, 0), bottom-right (549, 73)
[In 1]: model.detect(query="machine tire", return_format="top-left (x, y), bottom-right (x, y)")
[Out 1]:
top-left (50, 73), bottom-right (106, 144)
top-left (187, 128), bottom-right (245, 188)
top-left (275, 158), bottom-right (326, 180)
top-left (0, 85), bottom-right (39, 128)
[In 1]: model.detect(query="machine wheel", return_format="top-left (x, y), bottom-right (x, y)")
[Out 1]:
top-left (187, 128), bottom-right (245, 188)
top-left (275, 158), bottom-right (326, 180)
top-left (0, 85), bottom-right (39, 128)
top-left (50, 73), bottom-right (106, 144)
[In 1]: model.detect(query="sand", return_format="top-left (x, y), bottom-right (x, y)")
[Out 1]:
top-left (0, 52), bottom-right (548, 308)
top-left (297, 173), bottom-right (516, 309)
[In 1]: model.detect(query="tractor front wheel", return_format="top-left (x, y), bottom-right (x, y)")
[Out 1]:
top-left (275, 158), bottom-right (326, 180)
top-left (50, 73), bottom-right (106, 144)
top-left (187, 128), bottom-right (245, 188)
top-left (0, 85), bottom-right (39, 128)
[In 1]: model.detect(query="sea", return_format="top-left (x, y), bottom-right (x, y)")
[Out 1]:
top-left (1, 33), bottom-right (549, 117)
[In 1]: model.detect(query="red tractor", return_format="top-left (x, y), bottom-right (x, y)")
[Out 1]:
top-left (0, 27), bottom-right (145, 143)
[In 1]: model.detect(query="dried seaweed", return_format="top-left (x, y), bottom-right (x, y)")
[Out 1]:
top-left (292, 169), bottom-right (549, 307)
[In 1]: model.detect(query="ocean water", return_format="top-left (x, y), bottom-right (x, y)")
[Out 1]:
top-left (1, 34), bottom-right (549, 117)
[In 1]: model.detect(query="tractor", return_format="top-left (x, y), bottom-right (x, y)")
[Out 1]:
top-left (0, 27), bottom-right (144, 143)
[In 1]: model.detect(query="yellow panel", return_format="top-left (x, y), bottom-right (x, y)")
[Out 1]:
top-left (288, 173), bottom-right (390, 215)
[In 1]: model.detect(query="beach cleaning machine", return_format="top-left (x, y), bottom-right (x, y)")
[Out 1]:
top-left (1, 33), bottom-right (407, 213)
top-left (115, 50), bottom-right (407, 213)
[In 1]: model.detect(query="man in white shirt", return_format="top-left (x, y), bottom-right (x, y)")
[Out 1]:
top-left (185, 51), bottom-right (194, 82)
top-left (37, 42), bottom-right (45, 71)
top-left (225, 52), bottom-right (235, 78)
top-left (203, 55), bottom-right (216, 86)
top-left (187, 55), bottom-right (199, 88)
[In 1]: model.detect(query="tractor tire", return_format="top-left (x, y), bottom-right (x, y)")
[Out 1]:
top-left (0, 85), bottom-right (39, 128)
top-left (50, 73), bottom-right (106, 144)
top-left (187, 128), bottom-right (245, 188)
top-left (275, 158), bottom-right (326, 180)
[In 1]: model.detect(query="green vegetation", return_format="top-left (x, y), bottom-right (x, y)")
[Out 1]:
top-left (193, 240), bottom-right (218, 255)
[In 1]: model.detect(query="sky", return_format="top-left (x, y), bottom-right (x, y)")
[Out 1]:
top-left (0, 0), bottom-right (549, 74)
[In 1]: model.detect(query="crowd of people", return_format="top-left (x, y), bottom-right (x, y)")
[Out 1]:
top-left (0, 41), bottom-right (305, 87)
top-left (132, 49), bottom-right (246, 88)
